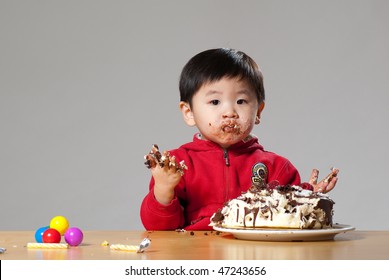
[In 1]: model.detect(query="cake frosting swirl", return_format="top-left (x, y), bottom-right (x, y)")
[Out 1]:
top-left (210, 181), bottom-right (334, 229)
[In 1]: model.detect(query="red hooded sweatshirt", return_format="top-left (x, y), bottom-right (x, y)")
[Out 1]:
top-left (140, 134), bottom-right (301, 230)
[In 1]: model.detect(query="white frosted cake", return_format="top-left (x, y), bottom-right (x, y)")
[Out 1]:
top-left (210, 182), bottom-right (334, 229)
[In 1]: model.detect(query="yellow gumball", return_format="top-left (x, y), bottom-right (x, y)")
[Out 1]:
top-left (50, 216), bottom-right (69, 235)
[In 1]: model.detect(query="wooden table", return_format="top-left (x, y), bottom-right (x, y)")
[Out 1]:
top-left (1, 230), bottom-right (389, 260)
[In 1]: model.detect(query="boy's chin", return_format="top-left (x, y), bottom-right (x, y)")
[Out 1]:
top-left (214, 137), bottom-right (244, 149)
top-left (201, 131), bottom-right (249, 148)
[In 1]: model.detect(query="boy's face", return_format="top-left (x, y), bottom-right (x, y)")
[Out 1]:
top-left (180, 77), bottom-right (264, 149)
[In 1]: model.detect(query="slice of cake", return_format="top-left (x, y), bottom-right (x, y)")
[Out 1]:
top-left (210, 181), bottom-right (334, 229)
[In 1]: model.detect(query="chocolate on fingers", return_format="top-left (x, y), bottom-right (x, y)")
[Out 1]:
top-left (144, 144), bottom-right (187, 175)
top-left (323, 167), bottom-right (339, 183)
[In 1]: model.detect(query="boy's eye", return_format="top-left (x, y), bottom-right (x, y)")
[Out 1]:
top-left (237, 99), bottom-right (247, 104)
top-left (210, 100), bottom-right (220, 105)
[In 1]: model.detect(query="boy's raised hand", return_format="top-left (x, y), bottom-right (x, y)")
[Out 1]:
top-left (144, 145), bottom-right (187, 205)
top-left (308, 168), bottom-right (339, 193)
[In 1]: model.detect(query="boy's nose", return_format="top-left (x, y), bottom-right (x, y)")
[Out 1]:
top-left (222, 107), bottom-right (238, 119)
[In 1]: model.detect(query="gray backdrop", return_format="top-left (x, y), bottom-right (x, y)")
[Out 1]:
top-left (1, 0), bottom-right (388, 231)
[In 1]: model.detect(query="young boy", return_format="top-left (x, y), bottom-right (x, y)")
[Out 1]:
top-left (140, 48), bottom-right (338, 230)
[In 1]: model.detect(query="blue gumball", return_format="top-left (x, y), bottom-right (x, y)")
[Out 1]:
top-left (35, 226), bottom-right (49, 243)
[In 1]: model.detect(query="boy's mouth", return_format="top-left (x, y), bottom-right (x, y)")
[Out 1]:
top-left (221, 122), bottom-right (241, 134)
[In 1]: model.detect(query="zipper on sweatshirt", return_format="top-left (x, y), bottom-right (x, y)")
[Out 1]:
top-left (223, 148), bottom-right (230, 201)
top-left (223, 148), bottom-right (230, 166)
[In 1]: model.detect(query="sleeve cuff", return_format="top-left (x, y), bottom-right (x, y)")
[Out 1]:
top-left (144, 191), bottom-right (182, 216)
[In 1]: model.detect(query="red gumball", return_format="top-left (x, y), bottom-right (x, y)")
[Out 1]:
top-left (42, 228), bottom-right (61, 243)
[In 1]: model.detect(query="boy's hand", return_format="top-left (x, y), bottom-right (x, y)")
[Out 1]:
top-left (308, 168), bottom-right (339, 193)
top-left (144, 145), bottom-right (187, 205)
top-left (150, 162), bottom-right (183, 205)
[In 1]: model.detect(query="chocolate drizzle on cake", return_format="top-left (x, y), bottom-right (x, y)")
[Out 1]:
top-left (210, 182), bottom-right (335, 229)
top-left (210, 210), bottom-right (224, 224)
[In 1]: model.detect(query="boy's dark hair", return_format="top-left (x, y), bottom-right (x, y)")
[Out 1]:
top-left (179, 48), bottom-right (265, 107)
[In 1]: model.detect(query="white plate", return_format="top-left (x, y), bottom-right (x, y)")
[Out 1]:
top-left (213, 223), bottom-right (355, 242)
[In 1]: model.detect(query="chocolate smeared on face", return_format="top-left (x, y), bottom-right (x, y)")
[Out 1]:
top-left (221, 121), bottom-right (241, 134)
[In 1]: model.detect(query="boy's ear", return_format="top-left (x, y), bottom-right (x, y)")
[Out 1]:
top-left (179, 101), bottom-right (196, 126)
top-left (255, 102), bottom-right (265, 124)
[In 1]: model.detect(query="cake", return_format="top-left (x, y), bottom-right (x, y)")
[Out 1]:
top-left (210, 181), bottom-right (334, 229)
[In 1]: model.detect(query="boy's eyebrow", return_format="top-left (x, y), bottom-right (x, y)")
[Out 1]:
top-left (236, 89), bottom-right (251, 95)
top-left (205, 89), bottom-right (252, 96)
top-left (204, 90), bottom-right (222, 96)
top-left (205, 89), bottom-right (221, 94)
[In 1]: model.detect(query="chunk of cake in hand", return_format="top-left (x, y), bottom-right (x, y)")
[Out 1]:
top-left (144, 144), bottom-right (187, 176)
